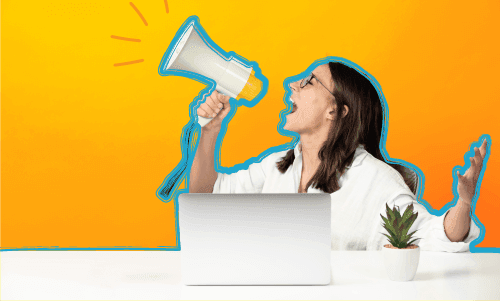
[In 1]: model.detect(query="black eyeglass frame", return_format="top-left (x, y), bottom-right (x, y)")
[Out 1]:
top-left (300, 73), bottom-right (335, 96)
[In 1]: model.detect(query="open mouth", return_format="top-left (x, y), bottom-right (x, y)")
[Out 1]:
top-left (290, 98), bottom-right (297, 114)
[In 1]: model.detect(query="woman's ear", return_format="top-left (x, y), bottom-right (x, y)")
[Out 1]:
top-left (342, 105), bottom-right (349, 118)
top-left (326, 104), bottom-right (349, 121)
top-left (326, 106), bottom-right (336, 121)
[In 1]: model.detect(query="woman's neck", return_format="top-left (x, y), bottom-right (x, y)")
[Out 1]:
top-left (299, 130), bottom-right (329, 176)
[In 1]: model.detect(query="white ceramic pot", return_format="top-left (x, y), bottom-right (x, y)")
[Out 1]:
top-left (382, 244), bottom-right (420, 281)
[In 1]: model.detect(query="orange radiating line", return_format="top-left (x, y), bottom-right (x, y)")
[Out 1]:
top-left (164, 0), bottom-right (169, 13)
top-left (113, 59), bottom-right (144, 67)
top-left (129, 2), bottom-right (148, 26)
top-left (110, 35), bottom-right (141, 42)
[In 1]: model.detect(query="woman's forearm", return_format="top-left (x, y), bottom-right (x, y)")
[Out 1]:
top-left (443, 197), bottom-right (471, 242)
top-left (189, 127), bottom-right (220, 193)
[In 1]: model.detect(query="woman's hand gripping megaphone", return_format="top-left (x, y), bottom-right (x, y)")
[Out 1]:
top-left (197, 90), bottom-right (231, 131)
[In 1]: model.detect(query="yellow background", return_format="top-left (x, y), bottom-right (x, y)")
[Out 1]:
top-left (2, 0), bottom-right (499, 249)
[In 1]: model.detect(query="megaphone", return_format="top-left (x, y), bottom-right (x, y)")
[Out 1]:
top-left (156, 16), bottom-right (266, 203)
top-left (158, 16), bottom-right (264, 127)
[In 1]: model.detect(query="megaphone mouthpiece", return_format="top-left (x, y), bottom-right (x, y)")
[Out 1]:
top-left (236, 70), bottom-right (263, 101)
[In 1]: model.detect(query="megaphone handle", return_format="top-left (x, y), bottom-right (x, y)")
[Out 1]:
top-left (198, 116), bottom-right (213, 127)
top-left (197, 90), bottom-right (227, 127)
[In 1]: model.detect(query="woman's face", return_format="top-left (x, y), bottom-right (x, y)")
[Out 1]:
top-left (284, 64), bottom-right (337, 134)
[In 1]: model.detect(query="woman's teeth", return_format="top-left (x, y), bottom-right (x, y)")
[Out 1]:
top-left (290, 98), bottom-right (297, 113)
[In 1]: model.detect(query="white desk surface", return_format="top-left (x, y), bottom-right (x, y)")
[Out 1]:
top-left (1, 251), bottom-right (499, 300)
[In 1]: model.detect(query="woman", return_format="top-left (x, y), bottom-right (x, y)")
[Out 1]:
top-left (189, 59), bottom-right (486, 251)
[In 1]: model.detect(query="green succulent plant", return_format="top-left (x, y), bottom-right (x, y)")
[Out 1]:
top-left (380, 202), bottom-right (421, 249)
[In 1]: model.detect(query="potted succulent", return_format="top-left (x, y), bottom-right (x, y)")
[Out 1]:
top-left (380, 202), bottom-right (421, 281)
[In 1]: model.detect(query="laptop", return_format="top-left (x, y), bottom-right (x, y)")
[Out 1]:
top-left (178, 193), bottom-right (331, 285)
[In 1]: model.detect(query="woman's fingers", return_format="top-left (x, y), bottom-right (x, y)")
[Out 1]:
top-left (470, 157), bottom-right (477, 173)
top-left (212, 91), bottom-right (227, 108)
top-left (209, 91), bottom-right (228, 116)
top-left (197, 90), bottom-right (230, 121)
top-left (217, 92), bottom-right (231, 104)
top-left (457, 139), bottom-right (488, 204)
top-left (208, 94), bottom-right (220, 111)
top-left (474, 147), bottom-right (484, 169)
top-left (199, 95), bottom-right (219, 118)
top-left (204, 102), bottom-right (216, 118)
top-left (197, 106), bottom-right (211, 118)
top-left (479, 139), bottom-right (487, 159)
top-left (474, 147), bottom-right (481, 162)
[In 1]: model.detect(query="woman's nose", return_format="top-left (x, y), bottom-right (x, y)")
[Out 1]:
top-left (290, 80), bottom-right (300, 92)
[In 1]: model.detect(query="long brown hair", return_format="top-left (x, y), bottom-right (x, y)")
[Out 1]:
top-left (276, 62), bottom-right (384, 193)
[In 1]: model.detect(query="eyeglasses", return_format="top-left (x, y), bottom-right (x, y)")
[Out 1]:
top-left (300, 73), bottom-right (335, 96)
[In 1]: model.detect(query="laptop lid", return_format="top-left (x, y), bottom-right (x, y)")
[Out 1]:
top-left (179, 193), bottom-right (331, 285)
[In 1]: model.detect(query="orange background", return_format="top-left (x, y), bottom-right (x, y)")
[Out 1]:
top-left (1, 0), bottom-right (499, 249)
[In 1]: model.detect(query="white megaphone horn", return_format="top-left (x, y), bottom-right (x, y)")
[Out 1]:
top-left (158, 16), bottom-right (264, 127)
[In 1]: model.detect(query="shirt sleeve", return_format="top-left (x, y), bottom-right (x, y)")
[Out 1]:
top-left (212, 155), bottom-right (272, 194)
top-left (385, 193), bottom-right (481, 253)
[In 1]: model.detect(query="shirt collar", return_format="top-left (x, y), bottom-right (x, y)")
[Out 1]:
top-left (293, 142), bottom-right (368, 168)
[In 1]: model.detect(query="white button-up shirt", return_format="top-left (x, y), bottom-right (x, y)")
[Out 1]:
top-left (213, 142), bottom-right (480, 252)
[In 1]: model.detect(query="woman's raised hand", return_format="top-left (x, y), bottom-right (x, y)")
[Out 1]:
top-left (457, 139), bottom-right (488, 205)
top-left (197, 90), bottom-right (231, 131)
